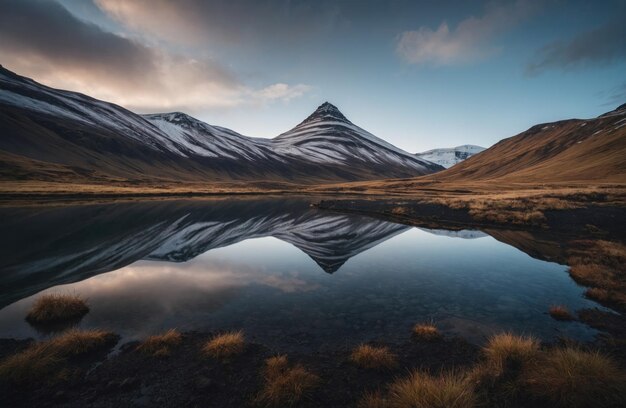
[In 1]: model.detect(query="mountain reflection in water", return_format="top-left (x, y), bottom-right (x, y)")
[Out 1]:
top-left (0, 198), bottom-right (600, 351)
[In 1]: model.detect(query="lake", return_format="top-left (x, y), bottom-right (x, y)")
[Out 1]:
top-left (0, 198), bottom-right (600, 352)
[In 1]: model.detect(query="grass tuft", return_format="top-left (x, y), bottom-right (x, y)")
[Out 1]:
top-left (388, 370), bottom-right (475, 408)
top-left (0, 329), bottom-right (116, 384)
top-left (264, 355), bottom-right (289, 379)
top-left (258, 355), bottom-right (319, 406)
top-left (412, 323), bottom-right (441, 341)
top-left (482, 333), bottom-right (539, 373)
top-left (358, 390), bottom-right (389, 408)
top-left (0, 343), bottom-right (62, 385)
top-left (26, 293), bottom-right (89, 324)
top-left (523, 347), bottom-right (626, 408)
top-left (47, 328), bottom-right (117, 356)
top-left (202, 330), bottom-right (245, 359)
top-left (350, 344), bottom-right (396, 369)
top-left (136, 329), bottom-right (182, 357)
top-left (549, 305), bottom-right (575, 321)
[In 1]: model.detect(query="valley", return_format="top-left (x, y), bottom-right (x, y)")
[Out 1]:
top-left (1, 59), bottom-right (625, 408)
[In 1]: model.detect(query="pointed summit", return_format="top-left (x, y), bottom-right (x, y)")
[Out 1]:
top-left (300, 101), bottom-right (349, 125)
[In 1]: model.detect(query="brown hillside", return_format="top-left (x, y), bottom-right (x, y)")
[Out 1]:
top-left (430, 105), bottom-right (626, 184)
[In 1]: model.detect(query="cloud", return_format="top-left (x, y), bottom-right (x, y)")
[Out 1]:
top-left (396, 0), bottom-right (538, 66)
top-left (598, 82), bottom-right (626, 107)
top-left (0, 0), bottom-right (158, 84)
top-left (0, 0), bottom-right (310, 112)
top-left (94, 0), bottom-right (341, 48)
top-left (526, 18), bottom-right (626, 75)
top-left (252, 83), bottom-right (313, 103)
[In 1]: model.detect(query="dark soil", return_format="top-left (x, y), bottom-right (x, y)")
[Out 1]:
top-left (0, 332), bottom-right (479, 407)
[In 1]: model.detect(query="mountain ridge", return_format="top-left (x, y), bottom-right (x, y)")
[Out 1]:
top-left (0, 66), bottom-right (444, 184)
top-left (422, 105), bottom-right (626, 183)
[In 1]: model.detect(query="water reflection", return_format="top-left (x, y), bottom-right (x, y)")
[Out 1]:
top-left (0, 199), bottom-right (408, 306)
top-left (0, 198), bottom-right (601, 351)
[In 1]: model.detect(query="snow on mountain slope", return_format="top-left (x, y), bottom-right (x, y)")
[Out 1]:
top-left (0, 66), bottom-right (182, 154)
top-left (143, 112), bottom-right (277, 160)
top-left (142, 102), bottom-right (444, 178)
top-left (415, 145), bottom-right (485, 168)
top-left (147, 210), bottom-right (410, 273)
top-left (1, 66), bottom-right (444, 181)
top-left (0, 201), bottom-right (413, 306)
top-left (273, 102), bottom-right (443, 172)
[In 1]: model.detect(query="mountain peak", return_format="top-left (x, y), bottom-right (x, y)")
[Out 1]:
top-left (318, 101), bottom-right (339, 111)
top-left (301, 101), bottom-right (349, 124)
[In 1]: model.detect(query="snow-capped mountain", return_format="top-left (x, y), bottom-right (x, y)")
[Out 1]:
top-left (0, 65), bottom-right (182, 155)
top-left (0, 66), bottom-right (444, 183)
top-left (415, 145), bottom-right (485, 168)
top-left (273, 102), bottom-right (442, 173)
top-left (143, 112), bottom-right (276, 161)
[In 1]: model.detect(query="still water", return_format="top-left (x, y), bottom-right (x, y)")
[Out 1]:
top-left (0, 198), bottom-right (599, 351)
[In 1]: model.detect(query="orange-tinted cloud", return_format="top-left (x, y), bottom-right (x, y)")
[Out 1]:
top-left (0, 0), bottom-right (311, 112)
top-left (95, 0), bottom-right (341, 47)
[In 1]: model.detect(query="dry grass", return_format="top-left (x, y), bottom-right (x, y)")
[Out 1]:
top-left (470, 333), bottom-right (540, 400)
top-left (25, 293), bottom-right (89, 324)
top-left (523, 347), bottom-right (626, 408)
top-left (258, 355), bottom-right (319, 406)
top-left (350, 345), bottom-right (397, 370)
top-left (136, 329), bottom-right (182, 357)
top-left (0, 342), bottom-right (63, 384)
top-left (474, 332), bottom-right (626, 407)
top-left (391, 206), bottom-right (409, 216)
top-left (429, 194), bottom-right (582, 226)
top-left (482, 333), bottom-right (539, 374)
top-left (549, 305), bottom-right (575, 321)
top-left (264, 355), bottom-right (289, 378)
top-left (412, 323), bottom-right (441, 341)
top-left (584, 287), bottom-right (626, 308)
top-left (202, 331), bottom-right (245, 359)
top-left (567, 240), bottom-right (626, 312)
top-left (0, 329), bottom-right (116, 384)
top-left (47, 329), bottom-right (117, 356)
top-left (569, 263), bottom-right (613, 287)
top-left (468, 208), bottom-right (546, 226)
top-left (388, 370), bottom-right (475, 408)
top-left (358, 391), bottom-right (389, 408)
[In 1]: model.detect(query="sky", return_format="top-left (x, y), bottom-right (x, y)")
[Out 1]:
top-left (0, 0), bottom-right (625, 152)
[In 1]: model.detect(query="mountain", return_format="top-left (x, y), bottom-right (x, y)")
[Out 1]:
top-left (142, 112), bottom-right (276, 161)
top-left (415, 144), bottom-right (485, 168)
top-left (0, 66), bottom-right (443, 184)
top-left (431, 105), bottom-right (626, 183)
top-left (0, 199), bottom-right (410, 306)
top-left (273, 102), bottom-right (441, 174)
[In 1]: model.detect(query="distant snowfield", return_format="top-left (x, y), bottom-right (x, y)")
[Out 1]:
top-left (415, 145), bottom-right (485, 168)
